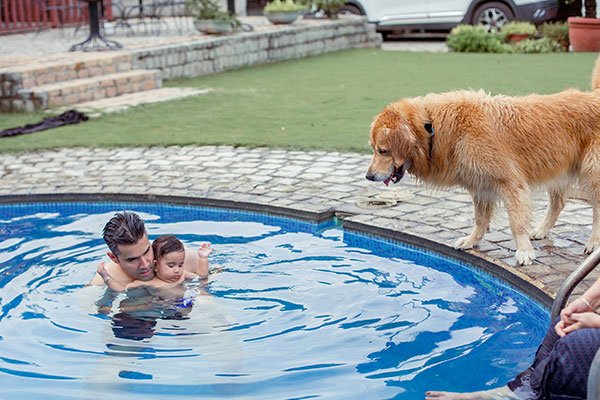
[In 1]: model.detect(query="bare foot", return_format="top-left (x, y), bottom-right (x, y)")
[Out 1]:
top-left (425, 391), bottom-right (479, 400)
top-left (425, 386), bottom-right (519, 400)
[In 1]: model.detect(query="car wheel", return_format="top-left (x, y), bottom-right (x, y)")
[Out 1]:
top-left (472, 2), bottom-right (514, 32)
top-left (338, 4), bottom-right (363, 15)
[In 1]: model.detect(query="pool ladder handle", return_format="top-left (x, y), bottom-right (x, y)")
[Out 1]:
top-left (550, 247), bottom-right (600, 399)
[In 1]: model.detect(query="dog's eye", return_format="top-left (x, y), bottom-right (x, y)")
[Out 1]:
top-left (377, 148), bottom-right (388, 155)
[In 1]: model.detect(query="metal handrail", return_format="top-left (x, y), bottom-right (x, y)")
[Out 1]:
top-left (550, 247), bottom-right (600, 400)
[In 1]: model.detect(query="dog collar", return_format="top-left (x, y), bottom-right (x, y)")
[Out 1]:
top-left (424, 122), bottom-right (434, 159)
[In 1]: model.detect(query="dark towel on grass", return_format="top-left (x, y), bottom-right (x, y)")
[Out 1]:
top-left (0, 110), bottom-right (89, 138)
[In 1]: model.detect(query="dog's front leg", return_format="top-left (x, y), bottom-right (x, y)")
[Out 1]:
top-left (454, 192), bottom-right (494, 250)
top-left (531, 187), bottom-right (566, 240)
top-left (585, 205), bottom-right (600, 254)
top-left (501, 183), bottom-right (536, 265)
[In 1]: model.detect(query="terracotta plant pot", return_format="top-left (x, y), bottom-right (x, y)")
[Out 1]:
top-left (507, 33), bottom-right (530, 43)
top-left (568, 16), bottom-right (600, 52)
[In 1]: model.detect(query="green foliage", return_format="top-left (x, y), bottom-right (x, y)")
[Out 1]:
top-left (540, 21), bottom-right (569, 51)
top-left (447, 23), bottom-right (567, 53)
top-left (185, 0), bottom-right (237, 21)
top-left (501, 21), bottom-right (537, 37)
top-left (511, 37), bottom-right (563, 53)
top-left (264, 0), bottom-right (306, 13)
top-left (314, 0), bottom-right (345, 17)
top-left (446, 25), bottom-right (505, 53)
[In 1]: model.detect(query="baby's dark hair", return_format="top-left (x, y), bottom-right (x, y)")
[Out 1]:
top-left (152, 235), bottom-right (184, 261)
top-left (102, 211), bottom-right (147, 256)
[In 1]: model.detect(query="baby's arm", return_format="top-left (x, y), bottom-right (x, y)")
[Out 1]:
top-left (195, 243), bottom-right (212, 278)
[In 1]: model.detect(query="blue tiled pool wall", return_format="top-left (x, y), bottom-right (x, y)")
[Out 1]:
top-left (343, 230), bottom-right (550, 336)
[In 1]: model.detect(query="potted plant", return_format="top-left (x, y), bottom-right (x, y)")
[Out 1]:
top-left (568, 0), bottom-right (600, 51)
top-left (185, 0), bottom-right (240, 34)
top-left (501, 21), bottom-right (537, 43)
top-left (313, 0), bottom-right (345, 19)
top-left (263, 0), bottom-right (307, 24)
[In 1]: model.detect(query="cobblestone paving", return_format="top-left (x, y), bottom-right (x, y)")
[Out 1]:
top-left (0, 145), bottom-right (596, 299)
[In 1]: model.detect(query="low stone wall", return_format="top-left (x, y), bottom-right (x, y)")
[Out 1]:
top-left (131, 17), bottom-right (382, 80)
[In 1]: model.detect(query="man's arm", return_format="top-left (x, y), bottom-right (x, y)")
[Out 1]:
top-left (87, 259), bottom-right (132, 287)
top-left (97, 262), bottom-right (128, 292)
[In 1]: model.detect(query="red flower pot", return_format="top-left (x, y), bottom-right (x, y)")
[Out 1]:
top-left (568, 16), bottom-right (600, 52)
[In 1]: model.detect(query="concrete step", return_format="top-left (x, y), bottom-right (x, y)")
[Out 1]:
top-left (19, 69), bottom-right (162, 110)
top-left (56, 87), bottom-right (213, 116)
top-left (2, 52), bottom-right (133, 89)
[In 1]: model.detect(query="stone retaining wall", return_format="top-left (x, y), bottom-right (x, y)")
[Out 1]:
top-left (131, 17), bottom-right (382, 80)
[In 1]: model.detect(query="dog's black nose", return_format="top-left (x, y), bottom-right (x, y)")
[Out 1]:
top-left (365, 173), bottom-right (375, 181)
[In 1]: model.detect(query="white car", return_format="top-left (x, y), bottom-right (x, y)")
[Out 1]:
top-left (340, 0), bottom-right (558, 37)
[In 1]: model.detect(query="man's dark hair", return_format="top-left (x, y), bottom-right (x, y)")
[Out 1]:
top-left (152, 235), bottom-right (184, 261)
top-left (102, 211), bottom-right (147, 256)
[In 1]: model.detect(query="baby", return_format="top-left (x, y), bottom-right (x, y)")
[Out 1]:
top-left (98, 235), bottom-right (212, 293)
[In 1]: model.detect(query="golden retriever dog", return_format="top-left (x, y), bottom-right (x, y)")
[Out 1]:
top-left (366, 56), bottom-right (600, 266)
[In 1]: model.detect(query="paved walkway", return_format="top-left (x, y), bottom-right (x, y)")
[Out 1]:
top-left (0, 146), bottom-right (596, 300)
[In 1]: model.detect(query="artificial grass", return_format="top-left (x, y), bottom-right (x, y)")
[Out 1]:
top-left (0, 50), bottom-right (597, 154)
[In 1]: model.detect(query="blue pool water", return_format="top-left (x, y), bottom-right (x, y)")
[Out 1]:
top-left (0, 202), bottom-right (548, 399)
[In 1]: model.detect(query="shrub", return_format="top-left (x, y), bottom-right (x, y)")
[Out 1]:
top-left (264, 0), bottom-right (306, 13)
top-left (501, 21), bottom-right (537, 37)
top-left (540, 21), bottom-right (569, 51)
top-left (446, 24), bottom-right (505, 53)
top-left (512, 37), bottom-right (563, 53)
top-left (313, 0), bottom-right (345, 18)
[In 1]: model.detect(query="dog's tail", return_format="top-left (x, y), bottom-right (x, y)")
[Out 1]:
top-left (592, 53), bottom-right (600, 90)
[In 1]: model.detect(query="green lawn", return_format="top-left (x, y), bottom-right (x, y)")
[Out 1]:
top-left (0, 50), bottom-right (597, 154)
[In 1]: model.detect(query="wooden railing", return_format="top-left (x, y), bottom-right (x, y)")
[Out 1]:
top-left (0, 0), bottom-right (113, 34)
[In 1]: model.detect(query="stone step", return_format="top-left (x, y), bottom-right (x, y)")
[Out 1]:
top-left (1, 52), bottom-right (133, 89)
top-left (55, 87), bottom-right (213, 116)
top-left (19, 69), bottom-right (162, 110)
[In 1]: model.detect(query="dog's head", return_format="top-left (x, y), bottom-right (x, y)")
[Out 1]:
top-left (366, 105), bottom-right (420, 186)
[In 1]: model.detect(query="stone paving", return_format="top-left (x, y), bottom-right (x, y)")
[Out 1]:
top-left (0, 145), bottom-right (597, 300)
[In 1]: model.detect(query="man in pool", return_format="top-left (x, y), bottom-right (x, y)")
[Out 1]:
top-left (87, 211), bottom-right (210, 286)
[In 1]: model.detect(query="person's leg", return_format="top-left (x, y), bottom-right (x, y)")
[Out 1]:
top-left (506, 319), bottom-right (562, 396)
top-left (529, 327), bottom-right (600, 399)
top-left (425, 321), bottom-right (563, 400)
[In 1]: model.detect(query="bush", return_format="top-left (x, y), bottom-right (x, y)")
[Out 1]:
top-left (540, 21), bottom-right (569, 51)
top-left (313, 0), bottom-right (345, 18)
top-left (446, 25), bottom-right (505, 53)
top-left (501, 21), bottom-right (537, 37)
top-left (511, 37), bottom-right (563, 53)
top-left (264, 0), bottom-right (306, 13)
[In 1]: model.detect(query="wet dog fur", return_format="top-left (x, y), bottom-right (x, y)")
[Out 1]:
top-left (366, 56), bottom-right (600, 265)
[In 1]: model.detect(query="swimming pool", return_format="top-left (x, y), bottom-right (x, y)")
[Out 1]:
top-left (0, 201), bottom-right (549, 399)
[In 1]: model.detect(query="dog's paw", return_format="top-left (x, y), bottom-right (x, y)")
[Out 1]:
top-left (584, 240), bottom-right (600, 255)
top-left (530, 228), bottom-right (549, 241)
top-left (454, 236), bottom-right (477, 250)
top-left (515, 249), bottom-right (536, 266)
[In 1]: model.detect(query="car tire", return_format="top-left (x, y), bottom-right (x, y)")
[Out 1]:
top-left (472, 2), bottom-right (514, 32)
top-left (338, 4), bottom-right (363, 15)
